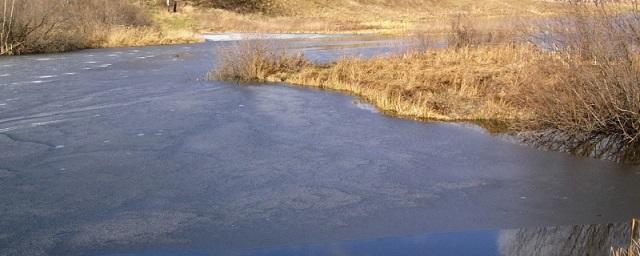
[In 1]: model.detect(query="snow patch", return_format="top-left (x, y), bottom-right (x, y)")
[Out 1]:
top-left (31, 120), bottom-right (65, 126)
top-left (353, 101), bottom-right (378, 113)
top-left (202, 33), bottom-right (344, 42)
top-left (0, 127), bottom-right (17, 132)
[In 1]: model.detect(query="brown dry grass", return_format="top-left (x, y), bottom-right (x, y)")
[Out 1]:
top-left (0, 0), bottom-right (199, 55)
top-left (611, 240), bottom-right (639, 256)
top-left (2, 0), bottom-right (632, 55)
top-left (174, 0), bottom-right (574, 34)
top-left (209, 41), bottom-right (308, 82)
top-left (288, 45), bottom-right (541, 121)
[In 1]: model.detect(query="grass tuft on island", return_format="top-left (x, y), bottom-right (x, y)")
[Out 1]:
top-left (211, 5), bottom-right (640, 163)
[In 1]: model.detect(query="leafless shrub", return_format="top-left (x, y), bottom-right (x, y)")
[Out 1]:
top-left (446, 14), bottom-right (516, 48)
top-left (1, 0), bottom-right (66, 55)
top-left (190, 0), bottom-right (282, 14)
top-left (517, 3), bottom-right (640, 160)
top-left (1, 0), bottom-right (152, 55)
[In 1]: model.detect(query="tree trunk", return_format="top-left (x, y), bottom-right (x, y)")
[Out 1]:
top-left (167, 0), bottom-right (177, 13)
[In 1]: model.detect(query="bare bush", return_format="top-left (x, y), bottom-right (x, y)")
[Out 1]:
top-left (1, 0), bottom-right (153, 55)
top-left (1, 0), bottom-right (66, 55)
top-left (517, 3), bottom-right (640, 157)
top-left (189, 0), bottom-right (281, 14)
top-left (447, 14), bottom-right (514, 48)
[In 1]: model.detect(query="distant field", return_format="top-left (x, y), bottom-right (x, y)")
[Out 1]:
top-left (176, 0), bottom-right (571, 33)
top-left (0, 0), bottom-right (627, 54)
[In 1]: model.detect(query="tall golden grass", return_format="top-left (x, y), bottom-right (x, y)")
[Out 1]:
top-left (611, 240), bottom-right (639, 256)
top-left (288, 45), bottom-right (539, 121)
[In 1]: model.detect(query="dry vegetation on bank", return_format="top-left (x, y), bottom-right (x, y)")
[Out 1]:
top-left (612, 240), bottom-right (639, 256)
top-left (178, 0), bottom-right (570, 33)
top-left (0, 0), bottom-right (589, 55)
top-left (210, 41), bottom-right (308, 82)
top-left (211, 4), bottom-right (640, 162)
top-left (0, 0), bottom-right (199, 55)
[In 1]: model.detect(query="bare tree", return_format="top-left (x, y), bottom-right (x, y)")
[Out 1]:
top-left (166, 0), bottom-right (177, 12)
top-left (0, 0), bottom-right (16, 55)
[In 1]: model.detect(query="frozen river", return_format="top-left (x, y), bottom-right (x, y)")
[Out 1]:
top-left (0, 36), bottom-right (639, 255)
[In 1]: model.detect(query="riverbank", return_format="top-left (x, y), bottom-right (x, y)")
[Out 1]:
top-left (0, 1), bottom-right (201, 55)
top-left (172, 0), bottom-right (570, 34)
top-left (1, 0), bottom-right (576, 56)
top-left (210, 6), bottom-right (640, 163)
top-left (3, 40), bottom-right (640, 255)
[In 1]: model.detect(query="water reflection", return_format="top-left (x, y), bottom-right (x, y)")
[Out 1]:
top-left (105, 220), bottom-right (638, 256)
top-left (517, 130), bottom-right (640, 164)
top-left (499, 222), bottom-right (631, 256)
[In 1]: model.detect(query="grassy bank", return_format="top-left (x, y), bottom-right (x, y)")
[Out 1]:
top-left (178, 0), bottom-right (571, 34)
top-left (211, 5), bottom-right (640, 163)
top-left (1, 0), bottom-right (577, 55)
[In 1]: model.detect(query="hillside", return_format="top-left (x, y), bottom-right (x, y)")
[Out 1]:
top-left (1, 0), bottom-right (571, 55)
top-left (175, 0), bottom-right (569, 33)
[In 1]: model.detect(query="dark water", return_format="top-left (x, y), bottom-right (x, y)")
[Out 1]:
top-left (0, 37), bottom-right (639, 256)
top-left (103, 222), bottom-right (633, 256)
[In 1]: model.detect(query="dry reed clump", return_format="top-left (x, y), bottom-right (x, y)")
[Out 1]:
top-left (210, 41), bottom-right (308, 82)
top-left (288, 45), bottom-right (544, 121)
top-left (98, 26), bottom-right (199, 48)
top-left (446, 15), bottom-right (510, 48)
top-left (211, 40), bottom-right (544, 121)
top-left (611, 240), bottom-right (639, 256)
